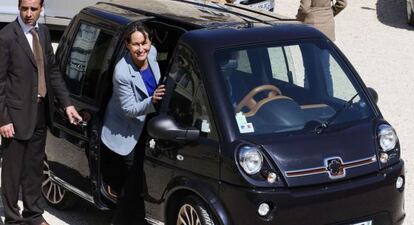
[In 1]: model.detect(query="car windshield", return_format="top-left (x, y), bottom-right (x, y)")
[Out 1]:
top-left (216, 39), bottom-right (373, 135)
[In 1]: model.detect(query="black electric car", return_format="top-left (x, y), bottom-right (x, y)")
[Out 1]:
top-left (42, 0), bottom-right (405, 224)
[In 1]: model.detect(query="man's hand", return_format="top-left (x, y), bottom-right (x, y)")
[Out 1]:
top-left (0, 123), bottom-right (15, 138)
top-left (152, 84), bottom-right (166, 104)
top-left (65, 105), bottom-right (83, 125)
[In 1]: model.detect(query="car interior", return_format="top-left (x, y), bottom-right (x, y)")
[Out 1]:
top-left (216, 43), bottom-right (364, 134)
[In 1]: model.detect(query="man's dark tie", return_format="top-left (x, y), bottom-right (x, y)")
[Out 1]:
top-left (30, 28), bottom-right (47, 97)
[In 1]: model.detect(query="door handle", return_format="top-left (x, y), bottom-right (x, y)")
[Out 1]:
top-left (78, 120), bottom-right (88, 128)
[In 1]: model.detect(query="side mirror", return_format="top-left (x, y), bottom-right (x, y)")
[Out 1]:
top-left (367, 87), bottom-right (378, 104)
top-left (147, 115), bottom-right (200, 142)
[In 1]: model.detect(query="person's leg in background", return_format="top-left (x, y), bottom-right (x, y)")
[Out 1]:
top-left (320, 49), bottom-right (333, 96)
top-left (301, 43), bottom-right (316, 89)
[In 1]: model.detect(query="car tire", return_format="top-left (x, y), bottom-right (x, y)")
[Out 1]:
top-left (174, 195), bottom-right (216, 225)
top-left (41, 159), bottom-right (77, 209)
top-left (408, 0), bottom-right (414, 25)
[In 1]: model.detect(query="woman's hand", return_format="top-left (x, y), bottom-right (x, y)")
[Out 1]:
top-left (152, 84), bottom-right (166, 104)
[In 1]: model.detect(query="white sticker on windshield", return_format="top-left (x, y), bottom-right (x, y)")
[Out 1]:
top-left (235, 112), bottom-right (254, 133)
top-left (239, 122), bottom-right (255, 133)
top-left (201, 120), bottom-right (211, 133)
top-left (235, 112), bottom-right (248, 125)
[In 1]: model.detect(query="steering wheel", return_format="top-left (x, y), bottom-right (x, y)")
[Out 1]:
top-left (236, 85), bottom-right (284, 117)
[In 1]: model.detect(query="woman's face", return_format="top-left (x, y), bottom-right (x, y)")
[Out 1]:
top-left (126, 31), bottom-right (151, 65)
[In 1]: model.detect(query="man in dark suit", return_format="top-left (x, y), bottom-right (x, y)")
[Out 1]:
top-left (0, 0), bottom-right (82, 224)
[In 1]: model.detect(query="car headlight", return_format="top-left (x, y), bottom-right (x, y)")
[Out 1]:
top-left (239, 145), bottom-right (263, 175)
top-left (378, 124), bottom-right (398, 152)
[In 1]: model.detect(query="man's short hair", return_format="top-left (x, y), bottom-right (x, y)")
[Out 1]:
top-left (18, 0), bottom-right (44, 7)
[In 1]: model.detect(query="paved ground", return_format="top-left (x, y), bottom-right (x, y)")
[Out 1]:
top-left (1, 0), bottom-right (413, 224)
top-left (275, 0), bottom-right (414, 224)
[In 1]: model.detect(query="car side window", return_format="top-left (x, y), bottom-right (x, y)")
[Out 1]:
top-left (269, 43), bottom-right (358, 100)
top-left (166, 45), bottom-right (218, 140)
top-left (329, 56), bottom-right (357, 100)
top-left (235, 50), bottom-right (252, 74)
top-left (65, 23), bottom-right (113, 100)
top-left (268, 45), bottom-right (306, 88)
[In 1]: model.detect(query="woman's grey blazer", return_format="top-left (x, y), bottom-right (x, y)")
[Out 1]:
top-left (101, 46), bottom-right (160, 155)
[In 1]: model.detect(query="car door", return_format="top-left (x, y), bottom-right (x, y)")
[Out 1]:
top-left (143, 44), bottom-right (220, 220)
top-left (47, 17), bottom-right (118, 197)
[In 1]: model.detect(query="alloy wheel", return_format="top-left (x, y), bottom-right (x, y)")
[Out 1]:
top-left (176, 203), bottom-right (202, 225)
top-left (41, 160), bottom-right (66, 204)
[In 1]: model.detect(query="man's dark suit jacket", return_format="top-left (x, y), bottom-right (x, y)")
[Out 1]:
top-left (0, 20), bottom-right (71, 140)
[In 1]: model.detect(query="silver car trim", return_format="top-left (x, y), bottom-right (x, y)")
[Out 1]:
top-left (50, 174), bottom-right (165, 225)
top-left (49, 174), bottom-right (95, 203)
top-left (285, 155), bottom-right (377, 178)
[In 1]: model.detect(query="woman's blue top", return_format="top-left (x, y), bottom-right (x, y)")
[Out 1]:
top-left (141, 66), bottom-right (157, 97)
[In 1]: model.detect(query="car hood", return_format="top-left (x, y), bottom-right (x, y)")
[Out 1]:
top-left (258, 122), bottom-right (379, 187)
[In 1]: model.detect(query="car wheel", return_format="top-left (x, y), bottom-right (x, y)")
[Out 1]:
top-left (408, 0), bottom-right (414, 25)
top-left (175, 195), bottom-right (216, 225)
top-left (41, 159), bottom-right (77, 209)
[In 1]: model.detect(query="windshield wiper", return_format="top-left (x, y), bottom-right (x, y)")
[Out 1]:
top-left (315, 92), bottom-right (360, 134)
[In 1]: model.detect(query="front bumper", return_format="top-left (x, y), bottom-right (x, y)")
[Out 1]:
top-left (219, 160), bottom-right (405, 225)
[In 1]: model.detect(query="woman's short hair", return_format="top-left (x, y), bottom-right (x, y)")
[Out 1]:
top-left (123, 22), bottom-right (151, 44)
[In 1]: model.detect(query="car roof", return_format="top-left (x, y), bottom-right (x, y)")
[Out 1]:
top-left (82, 0), bottom-right (327, 49)
top-left (86, 0), bottom-right (297, 28)
top-left (181, 24), bottom-right (325, 50)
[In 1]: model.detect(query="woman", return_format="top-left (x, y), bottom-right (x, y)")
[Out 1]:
top-left (296, 0), bottom-right (347, 41)
top-left (296, 0), bottom-right (347, 96)
top-left (101, 22), bottom-right (165, 225)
